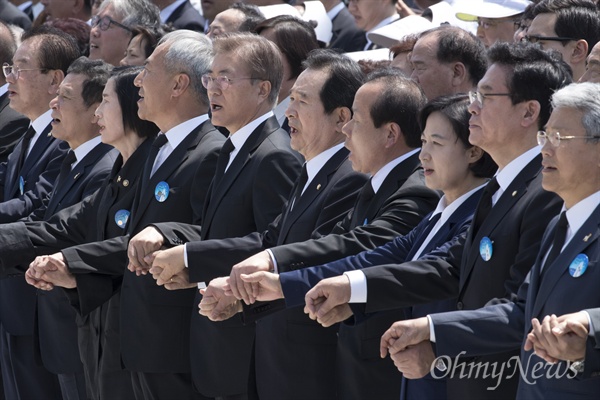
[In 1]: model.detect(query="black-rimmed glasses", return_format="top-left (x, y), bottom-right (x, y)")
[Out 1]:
top-left (91, 15), bottom-right (132, 33)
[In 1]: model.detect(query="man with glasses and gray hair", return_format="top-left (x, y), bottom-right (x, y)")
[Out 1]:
top-left (524, 0), bottom-right (600, 81)
top-left (89, 0), bottom-right (160, 66)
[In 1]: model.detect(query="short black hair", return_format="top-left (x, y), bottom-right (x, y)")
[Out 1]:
top-left (66, 57), bottom-right (111, 108)
top-left (130, 25), bottom-right (166, 60)
top-left (365, 68), bottom-right (426, 149)
top-left (302, 49), bottom-right (364, 115)
top-left (110, 66), bottom-right (159, 139)
top-left (419, 94), bottom-right (497, 178)
top-left (21, 26), bottom-right (81, 74)
top-left (231, 2), bottom-right (265, 33)
top-left (420, 26), bottom-right (488, 87)
top-left (487, 41), bottom-right (573, 128)
top-left (0, 21), bottom-right (16, 66)
top-left (532, 0), bottom-right (600, 54)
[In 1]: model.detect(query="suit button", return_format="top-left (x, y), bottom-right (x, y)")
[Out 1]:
top-left (456, 301), bottom-right (463, 310)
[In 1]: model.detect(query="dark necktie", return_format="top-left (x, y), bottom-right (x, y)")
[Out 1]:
top-left (213, 138), bottom-right (234, 186)
top-left (351, 179), bottom-right (375, 227)
top-left (17, 126), bottom-right (36, 173)
top-left (472, 177), bottom-right (500, 236)
top-left (56, 150), bottom-right (77, 188)
top-left (543, 212), bottom-right (569, 270)
top-left (289, 164), bottom-right (308, 211)
top-left (145, 134), bottom-right (168, 179)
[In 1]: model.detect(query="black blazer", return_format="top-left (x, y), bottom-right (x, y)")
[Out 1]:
top-left (328, 5), bottom-right (367, 53)
top-left (165, 0), bottom-right (205, 32)
top-left (56, 120), bottom-right (224, 375)
top-left (0, 92), bottom-right (29, 164)
top-left (269, 152), bottom-right (440, 271)
top-left (156, 116), bottom-right (302, 397)
top-left (361, 155), bottom-right (563, 400)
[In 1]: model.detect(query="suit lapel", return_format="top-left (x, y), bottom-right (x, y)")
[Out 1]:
top-left (278, 147), bottom-right (349, 242)
top-left (130, 121), bottom-right (208, 230)
top-left (202, 117), bottom-right (280, 236)
top-left (531, 205), bottom-right (600, 317)
top-left (461, 156), bottom-right (542, 289)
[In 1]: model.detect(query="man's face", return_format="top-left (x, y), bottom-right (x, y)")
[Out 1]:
top-left (41, 0), bottom-right (75, 19)
top-left (89, 3), bottom-right (132, 66)
top-left (201, 0), bottom-right (236, 23)
top-left (467, 63), bottom-right (518, 157)
top-left (541, 106), bottom-right (600, 208)
top-left (342, 82), bottom-right (388, 175)
top-left (207, 9), bottom-right (244, 39)
top-left (579, 43), bottom-right (600, 83)
top-left (527, 13), bottom-right (574, 60)
top-left (348, 0), bottom-right (392, 32)
top-left (286, 68), bottom-right (341, 161)
top-left (206, 50), bottom-right (266, 133)
top-left (134, 44), bottom-right (172, 126)
top-left (476, 17), bottom-right (519, 48)
top-left (409, 33), bottom-right (455, 100)
top-left (49, 73), bottom-right (97, 146)
top-left (6, 39), bottom-right (55, 119)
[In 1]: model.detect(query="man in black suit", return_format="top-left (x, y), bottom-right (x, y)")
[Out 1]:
top-left (382, 81), bottom-right (600, 400)
top-left (153, 0), bottom-right (205, 32)
top-left (23, 31), bottom-right (225, 400)
top-left (0, 21), bottom-right (28, 164)
top-left (149, 50), bottom-right (366, 400)
top-left (322, 0), bottom-right (366, 52)
top-left (39, 0), bottom-right (92, 22)
top-left (304, 42), bottom-right (570, 400)
top-left (131, 33), bottom-right (301, 400)
top-left (0, 26), bottom-right (78, 400)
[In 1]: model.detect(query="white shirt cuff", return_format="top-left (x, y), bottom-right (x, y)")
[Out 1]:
top-left (343, 270), bottom-right (367, 303)
top-left (184, 243), bottom-right (205, 289)
top-left (427, 315), bottom-right (436, 342)
top-left (266, 249), bottom-right (279, 274)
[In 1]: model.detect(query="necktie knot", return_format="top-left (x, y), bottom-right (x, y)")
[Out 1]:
top-left (152, 134), bottom-right (168, 149)
top-left (543, 211), bottom-right (569, 270)
top-left (24, 126), bottom-right (36, 141)
top-left (221, 138), bottom-right (234, 155)
top-left (63, 151), bottom-right (77, 166)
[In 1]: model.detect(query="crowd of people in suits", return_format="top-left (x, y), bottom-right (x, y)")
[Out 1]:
top-left (0, 0), bottom-right (598, 400)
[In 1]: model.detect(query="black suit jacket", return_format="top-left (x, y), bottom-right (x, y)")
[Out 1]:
top-left (55, 120), bottom-right (224, 375)
top-left (328, 5), bottom-right (367, 53)
top-left (165, 0), bottom-right (205, 32)
top-left (361, 155), bottom-right (562, 399)
top-left (430, 202), bottom-right (600, 398)
top-left (0, 92), bottom-right (29, 164)
top-left (156, 116), bottom-right (302, 397)
top-left (0, 123), bottom-right (68, 336)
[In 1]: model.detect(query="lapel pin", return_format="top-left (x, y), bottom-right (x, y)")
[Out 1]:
top-left (123, 180), bottom-right (129, 187)
top-left (74, 173), bottom-right (80, 180)
top-left (316, 184), bottom-right (321, 190)
top-left (583, 234), bottom-right (592, 242)
top-left (569, 254), bottom-right (589, 278)
top-left (155, 181), bottom-right (169, 202)
top-left (117, 176), bottom-right (122, 182)
top-left (512, 191), bottom-right (517, 197)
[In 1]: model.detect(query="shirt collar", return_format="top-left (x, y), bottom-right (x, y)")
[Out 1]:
top-left (0, 83), bottom-right (8, 97)
top-left (434, 182), bottom-right (488, 222)
top-left (371, 148), bottom-right (420, 193)
top-left (327, 2), bottom-right (345, 20)
top-left (161, 114), bottom-right (210, 150)
top-left (32, 109), bottom-right (53, 135)
top-left (274, 96), bottom-right (290, 127)
top-left (495, 145), bottom-right (541, 193)
top-left (159, 0), bottom-right (187, 23)
top-left (305, 143), bottom-right (345, 184)
top-left (228, 111), bottom-right (274, 151)
top-left (565, 190), bottom-right (600, 237)
top-left (72, 136), bottom-right (102, 165)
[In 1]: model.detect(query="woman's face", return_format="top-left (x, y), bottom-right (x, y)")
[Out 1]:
top-left (120, 34), bottom-right (148, 67)
top-left (95, 78), bottom-right (127, 148)
top-left (419, 111), bottom-right (479, 198)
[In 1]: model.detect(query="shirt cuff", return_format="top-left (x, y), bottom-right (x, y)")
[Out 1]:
top-left (427, 315), bottom-right (436, 342)
top-left (343, 270), bottom-right (367, 303)
top-left (267, 249), bottom-right (279, 274)
top-left (184, 244), bottom-right (205, 289)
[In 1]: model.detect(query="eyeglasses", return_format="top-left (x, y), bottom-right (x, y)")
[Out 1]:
top-left (521, 35), bottom-right (576, 44)
top-left (468, 90), bottom-right (511, 106)
top-left (477, 18), bottom-right (520, 30)
top-left (91, 15), bottom-right (132, 33)
top-left (2, 63), bottom-right (47, 79)
top-left (537, 131), bottom-right (599, 147)
top-left (201, 75), bottom-right (257, 90)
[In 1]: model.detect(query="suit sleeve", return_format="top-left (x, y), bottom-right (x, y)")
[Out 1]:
top-left (270, 184), bottom-right (439, 272)
top-left (582, 308), bottom-right (600, 378)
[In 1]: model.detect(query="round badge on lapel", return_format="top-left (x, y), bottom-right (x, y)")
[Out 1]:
top-left (114, 209), bottom-right (130, 228)
top-left (569, 254), bottom-right (589, 278)
top-left (19, 176), bottom-right (24, 196)
top-left (155, 181), bottom-right (169, 202)
top-left (480, 237), bottom-right (493, 261)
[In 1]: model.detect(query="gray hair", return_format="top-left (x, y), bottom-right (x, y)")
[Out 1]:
top-left (551, 82), bottom-right (600, 142)
top-left (99, 0), bottom-right (161, 28)
top-left (160, 30), bottom-right (213, 105)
